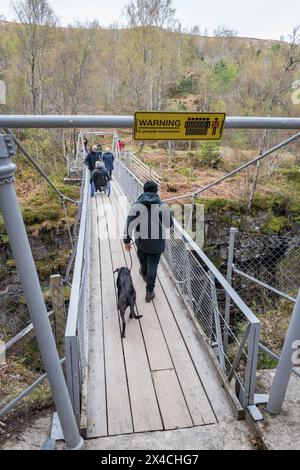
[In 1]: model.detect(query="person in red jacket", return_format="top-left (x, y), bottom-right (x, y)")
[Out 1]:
top-left (117, 139), bottom-right (125, 154)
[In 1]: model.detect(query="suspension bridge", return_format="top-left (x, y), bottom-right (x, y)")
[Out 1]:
top-left (0, 115), bottom-right (299, 450)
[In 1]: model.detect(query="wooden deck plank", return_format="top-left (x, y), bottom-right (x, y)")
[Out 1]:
top-left (119, 315), bottom-right (164, 433)
top-left (85, 180), bottom-right (229, 438)
top-left (96, 195), bottom-right (133, 436)
top-left (129, 249), bottom-right (175, 372)
top-left (157, 264), bottom-right (235, 421)
top-left (152, 370), bottom-right (193, 430)
top-left (110, 249), bottom-right (163, 433)
top-left (103, 194), bottom-right (163, 434)
top-left (86, 197), bottom-right (107, 438)
top-left (153, 278), bottom-right (217, 426)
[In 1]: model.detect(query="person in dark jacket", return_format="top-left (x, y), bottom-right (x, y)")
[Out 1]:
top-left (123, 181), bottom-right (173, 302)
top-left (90, 161), bottom-right (111, 197)
top-left (84, 145), bottom-right (100, 172)
top-left (102, 146), bottom-right (115, 179)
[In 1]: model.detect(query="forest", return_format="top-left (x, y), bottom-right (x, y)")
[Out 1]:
top-left (1, 1), bottom-right (300, 121)
top-left (1, 0), bottom-right (300, 196)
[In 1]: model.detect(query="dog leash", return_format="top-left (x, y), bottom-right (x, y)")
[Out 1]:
top-left (127, 241), bottom-right (136, 272)
top-left (113, 241), bottom-right (136, 274)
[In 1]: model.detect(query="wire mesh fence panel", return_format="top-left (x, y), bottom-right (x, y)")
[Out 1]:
top-left (165, 222), bottom-right (260, 405)
top-left (0, 291), bottom-right (30, 338)
top-left (231, 229), bottom-right (300, 360)
top-left (234, 231), bottom-right (300, 299)
top-left (119, 151), bottom-right (161, 191)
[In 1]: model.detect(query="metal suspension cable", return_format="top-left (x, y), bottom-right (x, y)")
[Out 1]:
top-left (163, 131), bottom-right (300, 203)
top-left (2, 128), bottom-right (78, 205)
top-left (62, 197), bottom-right (74, 249)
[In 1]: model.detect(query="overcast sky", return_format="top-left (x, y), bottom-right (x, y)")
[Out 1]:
top-left (0, 0), bottom-right (299, 41)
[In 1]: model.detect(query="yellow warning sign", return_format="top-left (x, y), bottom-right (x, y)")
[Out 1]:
top-left (134, 112), bottom-right (226, 141)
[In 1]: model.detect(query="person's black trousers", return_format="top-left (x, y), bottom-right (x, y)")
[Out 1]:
top-left (137, 248), bottom-right (161, 293)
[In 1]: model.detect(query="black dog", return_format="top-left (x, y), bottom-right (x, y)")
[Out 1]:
top-left (114, 267), bottom-right (143, 338)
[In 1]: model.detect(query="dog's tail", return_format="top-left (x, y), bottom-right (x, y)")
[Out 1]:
top-left (113, 268), bottom-right (119, 274)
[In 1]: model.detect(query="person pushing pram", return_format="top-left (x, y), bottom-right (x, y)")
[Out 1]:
top-left (90, 160), bottom-right (111, 197)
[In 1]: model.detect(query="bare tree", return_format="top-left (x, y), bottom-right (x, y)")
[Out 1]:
top-left (58, 21), bottom-right (99, 116)
top-left (12, 0), bottom-right (57, 114)
top-left (213, 25), bottom-right (238, 38)
top-left (125, 0), bottom-right (177, 110)
top-left (57, 21), bottom-right (99, 154)
top-left (248, 25), bottom-right (300, 208)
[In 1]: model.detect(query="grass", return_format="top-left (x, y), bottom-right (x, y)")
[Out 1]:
top-left (261, 215), bottom-right (289, 235)
top-left (249, 296), bottom-right (294, 357)
top-left (0, 358), bottom-right (52, 446)
top-left (195, 196), bottom-right (245, 213)
top-left (35, 249), bottom-right (71, 281)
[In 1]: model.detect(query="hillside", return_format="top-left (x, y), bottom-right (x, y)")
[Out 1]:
top-left (1, 20), bottom-right (299, 119)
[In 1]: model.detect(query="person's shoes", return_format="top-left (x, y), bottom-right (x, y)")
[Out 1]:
top-left (139, 269), bottom-right (147, 283)
top-left (145, 291), bottom-right (155, 303)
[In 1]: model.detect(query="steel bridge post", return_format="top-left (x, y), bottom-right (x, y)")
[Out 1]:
top-left (209, 272), bottom-right (226, 371)
top-left (243, 321), bottom-right (260, 407)
top-left (0, 134), bottom-right (84, 450)
top-left (267, 289), bottom-right (300, 415)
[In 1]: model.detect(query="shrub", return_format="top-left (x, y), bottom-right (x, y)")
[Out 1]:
top-left (261, 215), bottom-right (288, 234)
top-left (178, 76), bottom-right (197, 94)
top-left (177, 167), bottom-right (192, 177)
top-left (198, 142), bottom-right (222, 169)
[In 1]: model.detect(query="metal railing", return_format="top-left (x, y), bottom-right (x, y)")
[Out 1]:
top-left (120, 151), bottom-right (161, 189)
top-left (2, 115), bottom-right (300, 129)
top-left (115, 159), bottom-right (143, 201)
top-left (115, 157), bottom-right (261, 410)
top-left (65, 167), bottom-right (90, 427)
top-left (112, 132), bottom-right (161, 190)
top-left (68, 133), bottom-right (86, 177)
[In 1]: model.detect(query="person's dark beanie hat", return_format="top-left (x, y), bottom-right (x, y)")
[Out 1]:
top-left (144, 180), bottom-right (158, 193)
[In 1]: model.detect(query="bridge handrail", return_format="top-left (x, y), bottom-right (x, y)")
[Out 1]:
top-left (65, 168), bottom-right (89, 336)
top-left (117, 150), bottom-right (161, 188)
top-left (65, 167), bottom-right (90, 427)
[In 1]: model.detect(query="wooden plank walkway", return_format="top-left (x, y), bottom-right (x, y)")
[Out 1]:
top-left (86, 180), bottom-right (234, 439)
